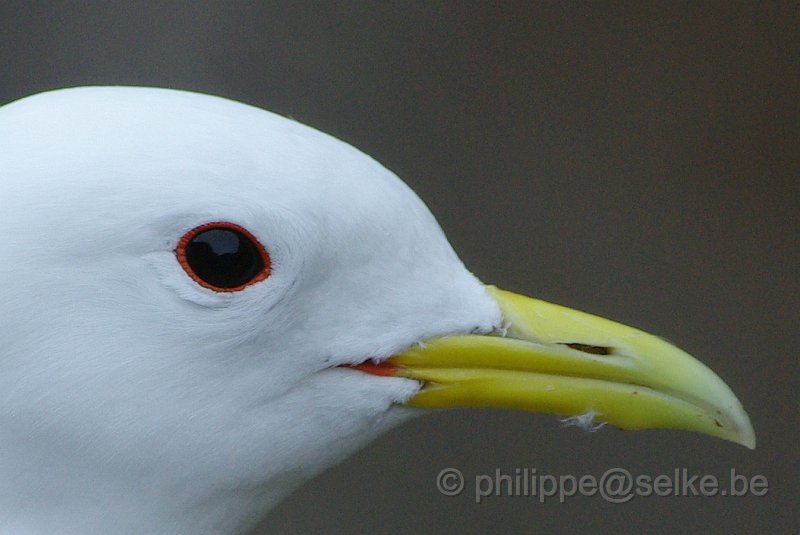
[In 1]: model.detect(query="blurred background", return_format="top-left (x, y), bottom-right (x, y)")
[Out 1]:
top-left (1, 2), bottom-right (796, 533)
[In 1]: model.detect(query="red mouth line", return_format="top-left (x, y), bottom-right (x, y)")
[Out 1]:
top-left (340, 361), bottom-right (400, 377)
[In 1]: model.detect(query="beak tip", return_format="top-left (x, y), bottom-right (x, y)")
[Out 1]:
top-left (735, 421), bottom-right (757, 450)
top-left (735, 433), bottom-right (756, 451)
top-left (719, 402), bottom-right (756, 449)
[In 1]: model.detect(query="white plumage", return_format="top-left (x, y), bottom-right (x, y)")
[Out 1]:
top-left (0, 87), bottom-right (754, 535)
top-left (0, 87), bottom-right (500, 534)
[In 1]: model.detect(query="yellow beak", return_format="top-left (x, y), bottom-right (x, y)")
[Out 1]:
top-left (391, 286), bottom-right (755, 449)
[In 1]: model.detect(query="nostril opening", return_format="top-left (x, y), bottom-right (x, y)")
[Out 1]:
top-left (563, 343), bottom-right (614, 356)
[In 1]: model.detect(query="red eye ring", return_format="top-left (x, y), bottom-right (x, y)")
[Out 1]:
top-left (176, 222), bottom-right (271, 292)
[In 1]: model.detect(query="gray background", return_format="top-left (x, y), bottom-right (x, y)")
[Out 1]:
top-left (1, 2), bottom-right (797, 534)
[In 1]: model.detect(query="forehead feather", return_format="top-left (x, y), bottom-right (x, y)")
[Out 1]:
top-left (1, 87), bottom-right (438, 248)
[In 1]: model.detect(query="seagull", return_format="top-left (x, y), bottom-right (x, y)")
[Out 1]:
top-left (0, 87), bottom-right (754, 535)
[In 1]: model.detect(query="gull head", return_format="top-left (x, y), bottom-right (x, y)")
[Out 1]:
top-left (0, 87), bottom-right (753, 535)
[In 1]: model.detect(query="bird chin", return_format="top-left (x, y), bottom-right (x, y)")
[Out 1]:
top-left (325, 364), bottom-right (422, 405)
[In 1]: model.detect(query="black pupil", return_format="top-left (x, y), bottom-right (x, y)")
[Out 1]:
top-left (185, 228), bottom-right (264, 288)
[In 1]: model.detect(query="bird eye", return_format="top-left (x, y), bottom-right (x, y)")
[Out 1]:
top-left (176, 222), bottom-right (271, 292)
